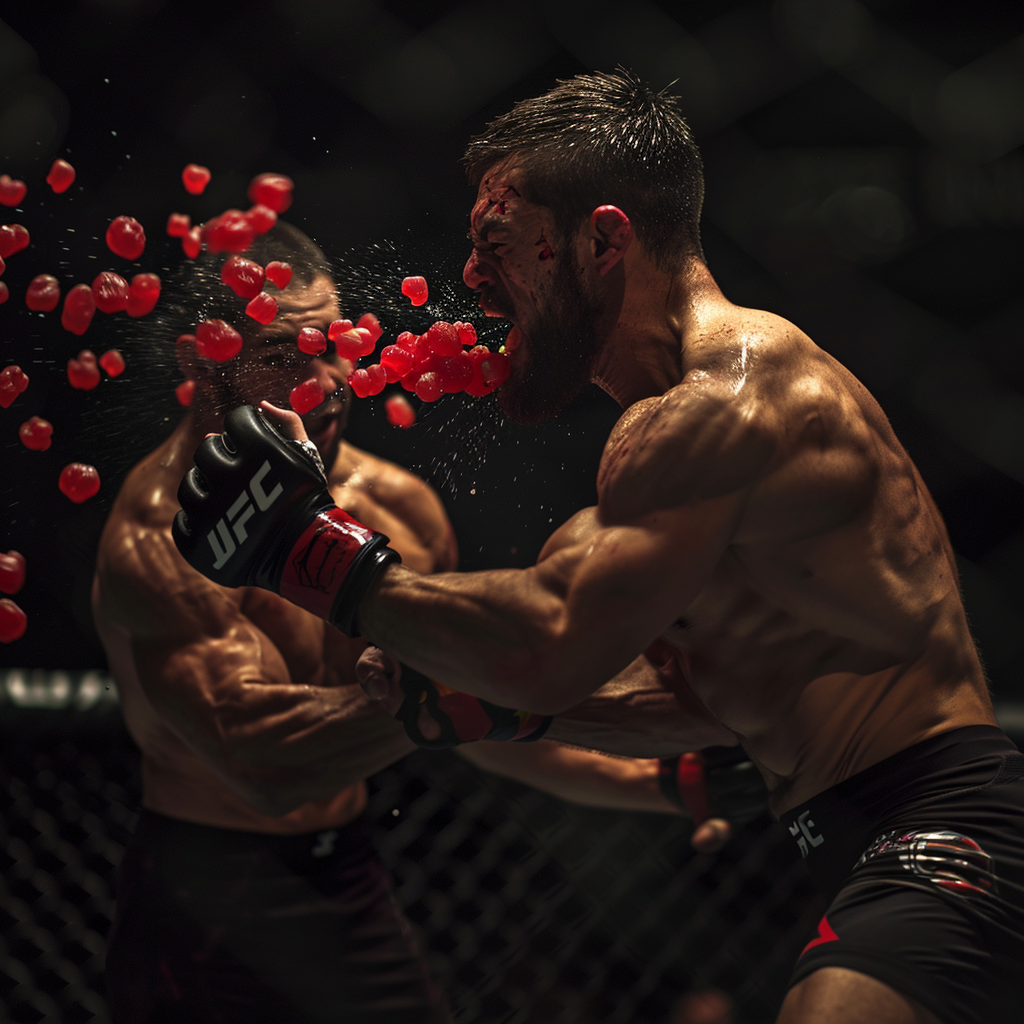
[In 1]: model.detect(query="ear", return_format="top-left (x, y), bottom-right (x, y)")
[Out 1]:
top-left (590, 205), bottom-right (632, 276)
top-left (175, 333), bottom-right (200, 380)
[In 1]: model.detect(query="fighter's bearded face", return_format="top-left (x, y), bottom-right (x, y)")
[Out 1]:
top-left (464, 162), bottom-right (606, 424)
top-left (227, 273), bottom-right (351, 464)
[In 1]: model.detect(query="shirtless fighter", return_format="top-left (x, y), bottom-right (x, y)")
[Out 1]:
top-left (94, 221), bottom-right (752, 1024)
top-left (173, 73), bottom-right (1024, 1023)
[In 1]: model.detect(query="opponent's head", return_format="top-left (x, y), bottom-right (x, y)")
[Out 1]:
top-left (172, 222), bottom-right (350, 461)
top-left (461, 70), bottom-right (704, 423)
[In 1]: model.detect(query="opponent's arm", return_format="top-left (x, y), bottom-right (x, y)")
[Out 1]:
top-left (101, 528), bottom-right (415, 816)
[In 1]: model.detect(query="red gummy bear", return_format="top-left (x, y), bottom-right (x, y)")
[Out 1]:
top-left (0, 223), bottom-right (30, 258)
top-left (332, 328), bottom-right (373, 362)
top-left (245, 292), bottom-right (278, 325)
top-left (175, 379), bottom-right (196, 407)
top-left (297, 327), bottom-right (327, 356)
top-left (92, 271), bottom-right (130, 313)
top-left (99, 350), bottom-right (126, 377)
top-left (248, 173), bottom-right (294, 214)
top-left (0, 364), bottom-right (29, 407)
top-left (435, 353), bottom-right (473, 393)
top-left (0, 550), bottom-right (26, 594)
top-left (46, 159), bottom-right (76, 193)
top-left (349, 365), bottom-right (386, 398)
top-left (68, 350), bottom-right (101, 390)
top-left (289, 377), bottom-right (324, 415)
top-left (247, 204), bottom-right (277, 235)
top-left (454, 321), bottom-right (477, 347)
top-left (380, 345), bottom-right (413, 378)
top-left (201, 209), bottom-right (254, 254)
top-left (221, 255), bottom-right (265, 299)
top-left (167, 213), bottom-right (191, 238)
top-left (425, 321), bottom-right (461, 356)
top-left (106, 216), bottom-right (146, 260)
top-left (401, 276), bottom-right (429, 306)
top-left (127, 273), bottom-right (160, 317)
top-left (264, 261), bottom-right (292, 290)
top-left (62, 284), bottom-right (97, 335)
top-left (182, 226), bottom-right (203, 259)
top-left (0, 175), bottom-right (27, 207)
top-left (59, 463), bottom-right (101, 503)
top-left (19, 416), bottom-right (53, 451)
top-left (356, 313), bottom-right (383, 345)
top-left (26, 274), bottom-right (61, 312)
top-left (196, 319), bottom-right (242, 362)
top-left (182, 164), bottom-right (211, 195)
top-left (0, 598), bottom-right (27, 643)
top-left (414, 371), bottom-right (442, 402)
top-left (384, 394), bottom-right (416, 429)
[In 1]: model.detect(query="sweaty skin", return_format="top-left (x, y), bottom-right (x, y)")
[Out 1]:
top-left (329, 159), bottom-right (997, 817)
top-left (98, 273), bottom-right (712, 837)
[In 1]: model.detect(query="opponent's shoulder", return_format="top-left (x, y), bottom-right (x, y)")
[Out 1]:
top-left (598, 312), bottom-right (875, 523)
top-left (329, 442), bottom-right (457, 571)
top-left (95, 456), bottom-right (241, 640)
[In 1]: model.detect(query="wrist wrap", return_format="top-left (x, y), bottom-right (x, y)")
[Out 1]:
top-left (396, 666), bottom-right (552, 749)
top-left (277, 507), bottom-right (400, 635)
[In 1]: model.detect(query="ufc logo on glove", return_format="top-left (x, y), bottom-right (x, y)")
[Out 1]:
top-left (207, 461), bottom-right (283, 569)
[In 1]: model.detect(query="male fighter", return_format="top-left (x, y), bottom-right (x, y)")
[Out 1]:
top-left (172, 72), bottom-right (1024, 1023)
top-left (94, 221), bottom-right (751, 1024)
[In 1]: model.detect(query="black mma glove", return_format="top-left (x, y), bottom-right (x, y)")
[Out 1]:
top-left (396, 665), bottom-right (552, 749)
top-left (172, 404), bottom-right (399, 635)
top-left (658, 746), bottom-right (767, 827)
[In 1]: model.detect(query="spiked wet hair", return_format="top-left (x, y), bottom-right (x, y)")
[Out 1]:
top-left (463, 69), bottom-right (705, 270)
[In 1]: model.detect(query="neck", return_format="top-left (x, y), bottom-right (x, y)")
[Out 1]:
top-left (591, 258), bottom-right (729, 408)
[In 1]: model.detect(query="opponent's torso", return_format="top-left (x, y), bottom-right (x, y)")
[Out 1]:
top-left (94, 429), bottom-right (447, 833)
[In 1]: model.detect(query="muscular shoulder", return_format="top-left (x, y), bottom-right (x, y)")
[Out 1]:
top-left (328, 443), bottom-right (457, 572)
top-left (95, 452), bottom-right (239, 640)
top-left (598, 313), bottom-right (878, 533)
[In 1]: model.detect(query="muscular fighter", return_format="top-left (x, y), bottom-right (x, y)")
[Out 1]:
top-left (95, 221), bottom-right (751, 1024)
top-left (173, 73), bottom-right (1024, 1022)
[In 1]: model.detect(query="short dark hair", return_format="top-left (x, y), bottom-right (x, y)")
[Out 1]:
top-left (463, 69), bottom-right (705, 269)
top-left (178, 220), bottom-right (332, 343)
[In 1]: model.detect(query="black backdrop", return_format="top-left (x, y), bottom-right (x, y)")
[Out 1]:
top-left (1, 0), bottom-right (1023, 707)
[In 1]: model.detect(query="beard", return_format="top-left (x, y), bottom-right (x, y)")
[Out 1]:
top-left (497, 252), bottom-right (606, 425)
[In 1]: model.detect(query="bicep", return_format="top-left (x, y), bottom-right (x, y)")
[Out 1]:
top-left (532, 491), bottom-right (745, 704)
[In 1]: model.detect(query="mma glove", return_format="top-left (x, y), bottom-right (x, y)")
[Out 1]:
top-left (173, 404), bottom-right (399, 635)
top-left (396, 665), bottom-right (552, 749)
top-left (658, 747), bottom-right (768, 827)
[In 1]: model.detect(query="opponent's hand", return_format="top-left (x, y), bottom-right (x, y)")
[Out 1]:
top-left (172, 403), bottom-right (400, 635)
top-left (356, 646), bottom-right (551, 749)
top-left (659, 746), bottom-right (768, 852)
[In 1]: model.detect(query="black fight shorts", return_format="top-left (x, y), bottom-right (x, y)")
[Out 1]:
top-left (105, 809), bottom-right (451, 1024)
top-left (781, 725), bottom-right (1024, 1024)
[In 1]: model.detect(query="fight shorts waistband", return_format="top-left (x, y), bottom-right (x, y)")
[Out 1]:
top-left (779, 725), bottom-right (1023, 899)
top-left (131, 807), bottom-right (375, 875)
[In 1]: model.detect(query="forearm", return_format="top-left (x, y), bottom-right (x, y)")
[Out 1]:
top-left (161, 680), bottom-right (416, 814)
top-left (458, 739), bottom-right (678, 814)
top-left (358, 563), bottom-right (621, 714)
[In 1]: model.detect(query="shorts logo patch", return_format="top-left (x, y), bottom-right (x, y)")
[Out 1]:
top-left (788, 810), bottom-right (825, 857)
top-left (858, 829), bottom-right (998, 897)
top-left (800, 914), bottom-right (839, 957)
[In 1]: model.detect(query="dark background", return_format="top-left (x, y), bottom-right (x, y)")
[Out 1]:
top-left (1, 0), bottom-right (1023, 707)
